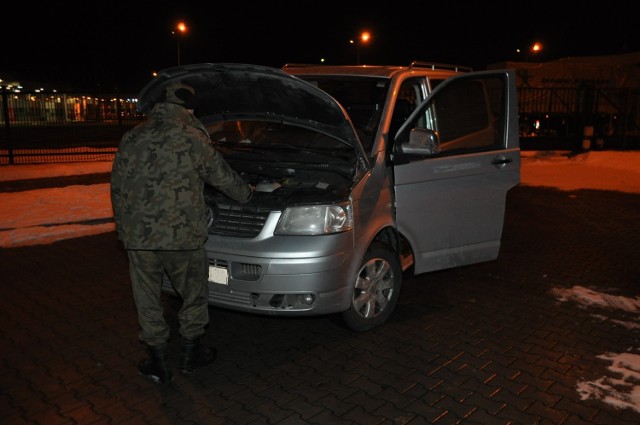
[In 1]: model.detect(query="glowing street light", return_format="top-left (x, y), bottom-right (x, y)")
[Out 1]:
top-left (172, 21), bottom-right (188, 65)
top-left (349, 31), bottom-right (372, 65)
top-left (517, 41), bottom-right (543, 62)
top-left (531, 42), bottom-right (543, 54)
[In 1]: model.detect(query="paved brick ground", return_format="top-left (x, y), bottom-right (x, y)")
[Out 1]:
top-left (1, 181), bottom-right (639, 424)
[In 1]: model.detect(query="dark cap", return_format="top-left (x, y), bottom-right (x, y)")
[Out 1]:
top-left (163, 82), bottom-right (198, 109)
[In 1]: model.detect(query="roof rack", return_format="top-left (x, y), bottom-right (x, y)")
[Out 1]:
top-left (281, 63), bottom-right (322, 69)
top-left (281, 62), bottom-right (473, 72)
top-left (409, 61), bottom-right (473, 72)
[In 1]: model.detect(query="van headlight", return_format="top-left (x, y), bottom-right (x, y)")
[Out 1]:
top-left (275, 203), bottom-right (353, 235)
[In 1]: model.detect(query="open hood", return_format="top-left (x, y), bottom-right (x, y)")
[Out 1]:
top-left (136, 63), bottom-right (359, 146)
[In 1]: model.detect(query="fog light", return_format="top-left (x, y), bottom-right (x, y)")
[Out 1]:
top-left (299, 293), bottom-right (315, 305)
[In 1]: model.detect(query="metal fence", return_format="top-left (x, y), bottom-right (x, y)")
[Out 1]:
top-left (2, 85), bottom-right (640, 165)
top-left (0, 86), bottom-right (141, 164)
top-left (518, 86), bottom-right (640, 151)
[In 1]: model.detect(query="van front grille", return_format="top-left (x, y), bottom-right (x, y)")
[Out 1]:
top-left (209, 204), bottom-right (271, 238)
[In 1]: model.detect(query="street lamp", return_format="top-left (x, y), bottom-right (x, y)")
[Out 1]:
top-left (172, 21), bottom-right (188, 66)
top-left (517, 41), bottom-right (543, 62)
top-left (530, 42), bottom-right (543, 61)
top-left (349, 31), bottom-right (371, 65)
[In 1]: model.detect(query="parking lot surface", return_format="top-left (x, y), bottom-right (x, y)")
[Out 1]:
top-left (2, 180), bottom-right (639, 424)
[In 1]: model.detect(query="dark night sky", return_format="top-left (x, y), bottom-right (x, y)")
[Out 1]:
top-left (2, 1), bottom-right (638, 92)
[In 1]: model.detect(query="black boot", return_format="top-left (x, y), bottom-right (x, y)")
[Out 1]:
top-left (138, 343), bottom-right (173, 384)
top-left (180, 337), bottom-right (217, 375)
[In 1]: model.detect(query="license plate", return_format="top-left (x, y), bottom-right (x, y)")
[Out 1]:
top-left (208, 265), bottom-right (228, 285)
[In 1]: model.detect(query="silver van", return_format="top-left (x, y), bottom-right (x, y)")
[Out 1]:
top-left (137, 62), bottom-right (520, 331)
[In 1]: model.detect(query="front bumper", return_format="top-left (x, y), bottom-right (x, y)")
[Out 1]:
top-left (162, 233), bottom-right (358, 316)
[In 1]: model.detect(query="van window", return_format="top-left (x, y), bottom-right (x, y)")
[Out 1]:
top-left (434, 79), bottom-right (489, 141)
top-left (431, 76), bottom-right (505, 153)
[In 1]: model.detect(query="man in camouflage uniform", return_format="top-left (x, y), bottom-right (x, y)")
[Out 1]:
top-left (110, 82), bottom-right (253, 384)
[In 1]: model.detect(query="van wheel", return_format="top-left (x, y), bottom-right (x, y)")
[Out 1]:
top-left (341, 243), bottom-right (402, 332)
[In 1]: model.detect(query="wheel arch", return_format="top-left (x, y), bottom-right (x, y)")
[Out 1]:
top-left (373, 226), bottom-right (414, 273)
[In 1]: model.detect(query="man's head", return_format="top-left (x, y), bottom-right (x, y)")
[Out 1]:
top-left (163, 82), bottom-right (198, 109)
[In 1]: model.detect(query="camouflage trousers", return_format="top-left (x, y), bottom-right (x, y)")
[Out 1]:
top-left (127, 248), bottom-right (209, 347)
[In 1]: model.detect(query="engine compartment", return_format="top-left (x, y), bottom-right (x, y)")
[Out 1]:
top-left (204, 119), bottom-right (358, 208)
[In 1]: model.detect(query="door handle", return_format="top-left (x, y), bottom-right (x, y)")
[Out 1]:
top-left (491, 156), bottom-right (513, 166)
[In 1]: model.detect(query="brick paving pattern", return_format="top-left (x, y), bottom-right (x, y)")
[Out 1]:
top-left (1, 181), bottom-right (639, 424)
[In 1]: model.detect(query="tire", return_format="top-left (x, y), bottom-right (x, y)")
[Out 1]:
top-left (341, 242), bottom-right (402, 332)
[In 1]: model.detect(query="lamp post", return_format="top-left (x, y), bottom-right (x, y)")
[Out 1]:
top-left (172, 21), bottom-right (187, 66)
top-left (350, 31), bottom-right (371, 65)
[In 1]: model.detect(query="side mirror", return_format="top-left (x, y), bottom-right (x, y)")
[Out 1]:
top-left (400, 128), bottom-right (441, 156)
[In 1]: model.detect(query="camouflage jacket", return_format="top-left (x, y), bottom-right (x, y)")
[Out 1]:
top-left (110, 102), bottom-right (252, 250)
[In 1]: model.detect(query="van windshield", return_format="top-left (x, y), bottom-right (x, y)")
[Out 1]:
top-left (295, 76), bottom-right (390, 152)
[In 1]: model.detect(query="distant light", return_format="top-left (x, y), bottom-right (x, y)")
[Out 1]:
top-left (176, 22), bottom-right (187, 34)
